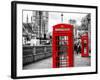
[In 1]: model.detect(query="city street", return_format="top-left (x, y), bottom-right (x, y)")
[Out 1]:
top-left (22, 10), bottom-right (91, 70)
top-left (23, 54), bottom-right (91, 69)
top-left (74, 54), bottom-right (91, 67)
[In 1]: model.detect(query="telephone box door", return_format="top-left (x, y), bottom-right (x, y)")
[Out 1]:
top-left (81, 33), bottom-right (89, 57)
top-left (52, 24), bottom-right (73, 68)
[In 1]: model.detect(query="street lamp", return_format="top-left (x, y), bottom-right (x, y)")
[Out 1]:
top-left (39, 11), bottom-right (42, 44)
top-left (61, 13), bottom-right (63, 23)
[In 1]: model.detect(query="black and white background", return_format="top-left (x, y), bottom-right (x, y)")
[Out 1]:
top-left (22, 10), bottom-right (91, 69)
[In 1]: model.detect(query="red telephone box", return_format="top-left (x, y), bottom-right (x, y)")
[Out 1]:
top-left (81, 33), bottom-right (89, 57)
top-left (52, 24), bottom-right (74, 68)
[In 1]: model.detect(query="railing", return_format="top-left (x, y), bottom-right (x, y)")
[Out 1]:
top-left (23, 45), bottom-right (52, 65)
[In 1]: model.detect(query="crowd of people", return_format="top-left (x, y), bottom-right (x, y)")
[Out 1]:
top-left (74, 41), bottom-right (81, 55)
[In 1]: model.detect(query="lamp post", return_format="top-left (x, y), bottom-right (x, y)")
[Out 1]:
top-left (39, 11), bottom-right (42, 44)
top-left (61, 13), bottom-right (63, 23)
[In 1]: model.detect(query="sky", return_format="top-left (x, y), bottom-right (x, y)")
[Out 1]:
top-left (23, 11), bottom-right (87, 33)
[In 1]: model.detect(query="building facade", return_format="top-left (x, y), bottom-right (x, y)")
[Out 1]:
top-left (22, 11), bottom-right (48, 45)
top-left (31, 11), bottom-right (48, 39)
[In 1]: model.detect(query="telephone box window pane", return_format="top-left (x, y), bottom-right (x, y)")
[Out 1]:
top-left (58, 46), bottom-right (67, 51)
top-left (58, 41), bottom-right (67, 45)
top-left (84, 48), bottom-right (87, 54)
top-left (59, 36), bottom-right (68, 40)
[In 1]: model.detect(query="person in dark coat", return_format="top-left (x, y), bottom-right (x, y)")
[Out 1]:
top-left (74, 43), bottom-right (78, 54)
top-left (78, 44), bottom-right (81, 54)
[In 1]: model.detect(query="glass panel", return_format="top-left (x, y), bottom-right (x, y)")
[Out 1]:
top-left (55, 36), bottom-right (68, 67)
top-left (84, 40), bottom-right (87, 47)
top-left (59, 36), bottom-right (68, 40)
top-left (58, 46), bottom-right (67, 51)
top-left (84, 48), bottom-right (87, 54)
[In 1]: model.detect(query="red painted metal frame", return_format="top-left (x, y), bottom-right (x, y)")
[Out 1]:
top-left (81, 33), bottom-right (89, 57)
top-left (52, 24), bottom-right (74, 68)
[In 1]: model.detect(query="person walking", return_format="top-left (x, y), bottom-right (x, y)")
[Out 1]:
top-left (74, 43), bottom-right (78, 54)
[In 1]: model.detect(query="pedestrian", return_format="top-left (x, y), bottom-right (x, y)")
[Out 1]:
top-left (76, 44), bottom-right (79, 55)
top-left (74, 43), bottom-right (77, 54)
top-left (78, 44), bottom-right (81, 54)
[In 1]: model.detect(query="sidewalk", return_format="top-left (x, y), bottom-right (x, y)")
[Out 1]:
top-left (23, 54), bottom-right (91, 69)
